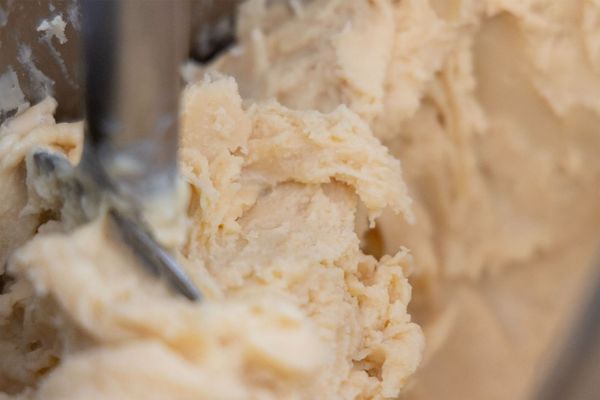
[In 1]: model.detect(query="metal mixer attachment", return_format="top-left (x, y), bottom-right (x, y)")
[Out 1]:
top-left (32, 0), bottom-right (202, 301)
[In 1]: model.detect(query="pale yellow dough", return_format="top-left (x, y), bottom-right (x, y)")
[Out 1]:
top-left (0, 76), bottom-right (422, 399)
top-left (202, 0), bottom-right (600, 399)
top-left (3, 0), bottom-right (600, 399)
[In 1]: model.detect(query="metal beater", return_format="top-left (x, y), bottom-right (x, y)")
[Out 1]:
top-left (32, 0), bottom-right (202, 300)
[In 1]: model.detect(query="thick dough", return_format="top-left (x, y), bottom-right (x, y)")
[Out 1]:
top-left (0, 77), bottom-right (423, 399)
top-left (202, 0), bottom-right (600, 399)
top-left (3, 0), bottom-right (600, 399)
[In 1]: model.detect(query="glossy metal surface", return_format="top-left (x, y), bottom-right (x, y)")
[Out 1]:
top-left (80, 0), bottom-right (188, 198)
top-left (0, 0), bottom-right (239, 123)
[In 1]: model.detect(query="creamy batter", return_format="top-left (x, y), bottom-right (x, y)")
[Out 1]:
top-left (2, 0), bottom-right (600, 399)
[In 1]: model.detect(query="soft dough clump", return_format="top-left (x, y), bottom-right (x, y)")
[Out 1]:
top-left (0, 76), bottom-right (423, 399)
top-left (201, 1), bottom-right (600, 399)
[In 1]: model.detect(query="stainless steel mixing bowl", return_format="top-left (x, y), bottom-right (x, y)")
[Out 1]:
top-left (0, 0), bottom-right (240, 123)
